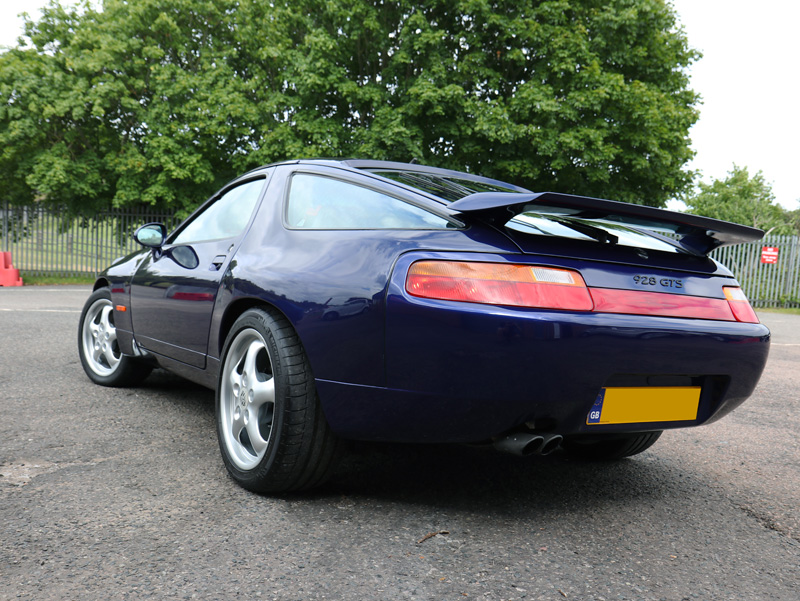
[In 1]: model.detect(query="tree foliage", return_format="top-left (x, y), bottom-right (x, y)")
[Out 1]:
top-left (684, 165), bottom-right (796, 236)
top-left (0, 0), bottom-right (700, 212)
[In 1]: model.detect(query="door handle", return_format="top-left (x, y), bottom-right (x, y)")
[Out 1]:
top-left (210, 255), bottom-right (227, 271)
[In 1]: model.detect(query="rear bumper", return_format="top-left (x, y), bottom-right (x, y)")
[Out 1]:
top-left (319, 303), bottom-right (769, 443)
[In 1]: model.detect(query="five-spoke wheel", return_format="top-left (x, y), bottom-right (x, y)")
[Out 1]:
top-left (218, 328), bottom-right (276, 470)
top-left (81, 295), bottom-right (120, 376)
top-left (77, 288), bottom-right (151, 386)
top-left (216, 308), bottom-right (341, 492)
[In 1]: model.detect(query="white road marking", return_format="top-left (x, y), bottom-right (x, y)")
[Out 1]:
top-left (0, 308), bottom-right (80, 313)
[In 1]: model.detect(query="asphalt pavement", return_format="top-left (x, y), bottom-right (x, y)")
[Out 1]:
top-left (1, 286), bottom-right (798, 600)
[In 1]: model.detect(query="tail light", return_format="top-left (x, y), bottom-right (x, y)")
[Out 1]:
top-left (589, 288), bottom-right (737, 321)
top-left (406, 261), bottom-right (593, 311)
top-left (723, 286), bottom-right (760, 323)
top-left (406, 261), bottom-right (760, 324)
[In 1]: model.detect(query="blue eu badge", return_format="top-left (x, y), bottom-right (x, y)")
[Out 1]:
top-left (587, 389), bottom-right (605, 424)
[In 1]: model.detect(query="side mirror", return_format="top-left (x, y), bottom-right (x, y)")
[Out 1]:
top-left (134, 223), bottom-right (167, 249)
top-left (167, 245), bottom-right (200, 269)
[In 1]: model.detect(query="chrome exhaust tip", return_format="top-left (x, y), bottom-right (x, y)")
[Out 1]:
top-left (493, 433), bottom-right (545, 456)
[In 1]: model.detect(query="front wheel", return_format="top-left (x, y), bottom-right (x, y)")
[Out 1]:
top-left (562, 431), bottom-right (663, 460)
top-left (216, 308), bottom-right (341, 493)
top-left (78, 288), bottom-right (152, 387)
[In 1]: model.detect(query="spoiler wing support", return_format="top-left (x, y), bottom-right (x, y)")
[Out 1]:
top-left (448, 192), bottom-right (764, 256)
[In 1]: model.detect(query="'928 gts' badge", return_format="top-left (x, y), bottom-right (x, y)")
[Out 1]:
top-left (633, 275), bottom-right (684, 289)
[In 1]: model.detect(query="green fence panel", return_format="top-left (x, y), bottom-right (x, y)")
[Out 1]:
top-left (711, 235), bottom-right (800, 308)
top-left (1, 202), bottom-right (179, 277)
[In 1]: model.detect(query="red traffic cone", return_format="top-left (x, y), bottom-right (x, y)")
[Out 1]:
top-left (0, 252), bottom-right (23, 286)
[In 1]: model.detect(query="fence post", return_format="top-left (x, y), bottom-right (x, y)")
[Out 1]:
top-left (2, 200), bottom-right (7, 253)
top-left (93, 214), bottom-right (99, 276)
top-left (784, 237), bottom-right (799, 306)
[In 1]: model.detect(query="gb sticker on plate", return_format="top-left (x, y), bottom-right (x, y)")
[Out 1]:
top-left (587, 390), bottom-right (605, 424)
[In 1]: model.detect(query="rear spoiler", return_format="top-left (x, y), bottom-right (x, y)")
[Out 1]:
top-left (448, 191), bottom-right (764, 255)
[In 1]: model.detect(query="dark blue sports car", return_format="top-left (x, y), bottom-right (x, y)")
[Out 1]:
top-left (78, 160), bottom-right (770, 492)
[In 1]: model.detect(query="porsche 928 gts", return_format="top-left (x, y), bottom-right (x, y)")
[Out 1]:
top-left (78, 160), bottom-right (770, 492)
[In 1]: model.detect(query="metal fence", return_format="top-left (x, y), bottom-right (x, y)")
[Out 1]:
top-left (1, 202), bottom-right (180, 277)
top-left (711, 235), bottom-right (800, 308)
top-left (1, 202), bottom-right (799, 307)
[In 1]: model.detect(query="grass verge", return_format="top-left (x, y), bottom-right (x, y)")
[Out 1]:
top-left (20, 272), bottom-right (96, 286)
top-left (757, 307), bottom-right (800, 316)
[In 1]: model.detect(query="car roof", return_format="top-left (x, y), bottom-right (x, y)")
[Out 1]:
top-left (232, 159), bottom-right (763, 254)
top-left (237, 159), bottom-right (530, 197)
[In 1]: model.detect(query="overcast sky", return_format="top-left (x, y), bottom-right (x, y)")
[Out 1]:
top-left (670, 0), bottom-right (800, 209)
top-left (1, 0), bottom-right (798, 209)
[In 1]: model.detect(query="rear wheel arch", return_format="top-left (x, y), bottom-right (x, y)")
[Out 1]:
top-left (216, 297), bottom-right (294, 359)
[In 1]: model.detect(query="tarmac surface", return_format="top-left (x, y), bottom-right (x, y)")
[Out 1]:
top-left (1, 285), bottom-right (798, 600)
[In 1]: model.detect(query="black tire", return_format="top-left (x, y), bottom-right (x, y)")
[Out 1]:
top-left (216, 308), bottom-right (342, 493)
top-left (562, 431), bottom-right (663, 460)
top-left (78, 288), bottom-right (152, 387)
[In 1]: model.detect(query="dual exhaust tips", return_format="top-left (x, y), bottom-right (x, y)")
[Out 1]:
top-left (493, 432), bottom-right (563, 457)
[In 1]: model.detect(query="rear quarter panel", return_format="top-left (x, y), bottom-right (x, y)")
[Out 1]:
top-left (213, 164), bottom-right (522, 388)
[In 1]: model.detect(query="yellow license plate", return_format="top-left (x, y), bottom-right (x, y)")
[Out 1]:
top-left (586, 386), bottom-right (700, 425)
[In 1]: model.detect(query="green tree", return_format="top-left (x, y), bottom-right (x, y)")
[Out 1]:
top-left (786, 207), bottom-right (800, 235)
top-left (0, 0), bottom-right (249, 212)
top-left (684, 165), bottom-right (795, 235)
top-left (0, 0), bottom-right (700, 213)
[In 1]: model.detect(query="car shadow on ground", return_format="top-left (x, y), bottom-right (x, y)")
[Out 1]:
top-left (310, 439), bottom-right (694, 518)
top-left (134, 369), bottom-right (700, 516)
top-left (137, 368), bottom-right (216, 403)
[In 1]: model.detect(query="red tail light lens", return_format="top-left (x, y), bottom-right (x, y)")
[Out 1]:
top-left (406, 261), bottom-right (761, 324)
top-left (406, 261), bottom-right (593, 311)
top-left (723, 286), bottom-right (760, 323)
top-left (589, 288), bottom-right (737, 321)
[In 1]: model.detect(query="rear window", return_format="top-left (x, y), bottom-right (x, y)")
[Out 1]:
top-left (365, 168), bottom-right (686, 253)
top-left (507, 211), bottom-right (684, 254)
top-left (366, 169), bottom-right (519, 202)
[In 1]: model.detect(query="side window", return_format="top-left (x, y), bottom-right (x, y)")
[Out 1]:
top-left (286, 173), bottom-right (452, 230)
top-left (173, 178), bottom-right (265, 244)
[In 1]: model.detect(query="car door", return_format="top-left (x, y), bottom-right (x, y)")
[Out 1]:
top-left (130, 176), bottom-right (267, 368)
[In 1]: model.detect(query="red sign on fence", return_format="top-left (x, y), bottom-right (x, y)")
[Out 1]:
top-left (761, 246), bottom-right (779, 264)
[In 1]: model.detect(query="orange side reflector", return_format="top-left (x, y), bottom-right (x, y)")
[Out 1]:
top-left (115, 305), bottom-right (127, 312)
